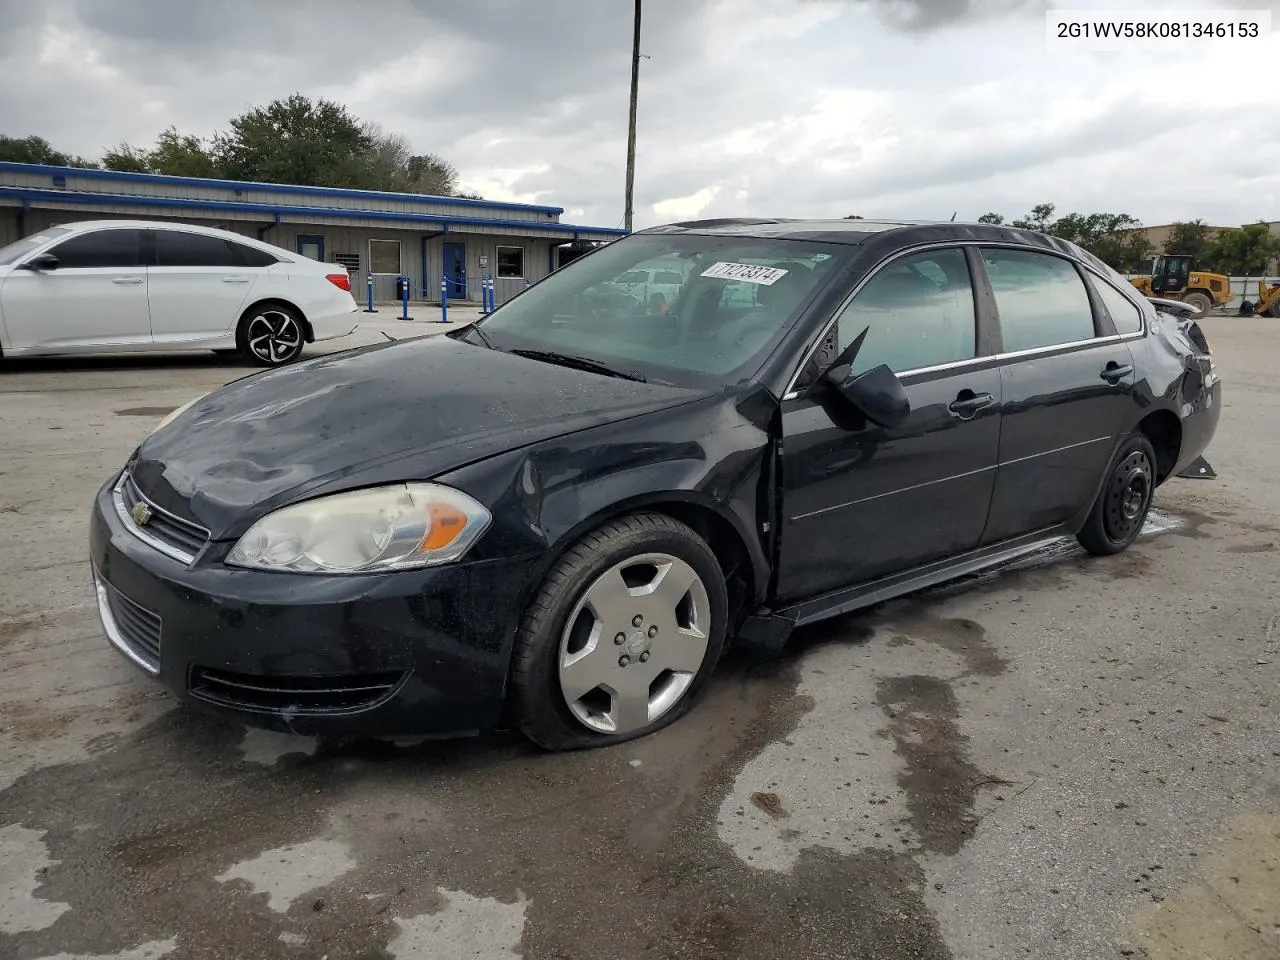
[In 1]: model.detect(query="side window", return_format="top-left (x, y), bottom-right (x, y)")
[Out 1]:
top-left (837, 248), bottom-right (977, 375)
top-left (982, 249), bottom-right (1096, 352)
top-left (154, 231), bottom-right (239, 268)
top-left (230, 242), bottom-right (279, 268)
top-left (49, 229), bottom-right (144, 268)
top-left (1092, 277), bottom-right (1144, 335)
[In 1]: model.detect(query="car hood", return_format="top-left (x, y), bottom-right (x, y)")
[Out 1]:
top-left (129, 334), bottom-right (710, 539)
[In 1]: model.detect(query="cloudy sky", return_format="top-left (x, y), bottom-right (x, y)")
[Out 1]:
top-left (2, 0), bottom-right (1278, 231)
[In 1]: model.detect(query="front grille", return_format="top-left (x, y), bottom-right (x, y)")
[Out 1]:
top-left (189, 667), bottom-right (405, 715)
top-left (95, 572), bottom-right (162, 673)
top-left (114, 472), bottom-right (210, 563)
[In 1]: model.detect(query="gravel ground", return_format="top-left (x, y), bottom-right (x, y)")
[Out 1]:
top-left (1, 312), bottom-right (1276, 960)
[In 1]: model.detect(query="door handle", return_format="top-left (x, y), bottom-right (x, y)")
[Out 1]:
top-left (1100, 362), bottom-right (1134, 383)
top-left (221, 277), bottom-right (250, 283)
top-left (948, 390), bottom-right (995, 418)
top-left (111, 277), bottom-right (144, 284)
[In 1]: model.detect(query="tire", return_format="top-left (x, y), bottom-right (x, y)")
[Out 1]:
top-left (1182, 291), bottom-right (1213, 319)
top-left (1266, 300), bottom-right (1280, 319)
top-left (510, 512), bottom-right (729, 751)
top-left (236, 302), bottom-right (307, 367)
top-left (1076, 433), bottom-right (1158, 556)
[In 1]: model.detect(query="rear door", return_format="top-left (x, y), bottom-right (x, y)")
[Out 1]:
top-left (0, 227), bottom-right (151, 352)
top-left (776, 246), bottom-right (1003, 601)
top-left (147, 229), bottom-right (268, 345)
top-left (976, 246), bottom-right (1139, 544)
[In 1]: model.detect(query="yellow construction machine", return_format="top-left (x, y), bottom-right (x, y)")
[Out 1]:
top-left (1238, 279), bottom-right (1280, 318)
top-left (1129, 255), bottom-right (1234, 319)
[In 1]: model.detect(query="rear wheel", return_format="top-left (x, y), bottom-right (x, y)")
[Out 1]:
top-left (1076, 433), bottom-right (1157, 556)
top-left (510, 512), bottom-right (728, 751)
top-left (1182, 291), bottom-right (1213, 319)
top-left (236, 303), bottom-right (306, 367)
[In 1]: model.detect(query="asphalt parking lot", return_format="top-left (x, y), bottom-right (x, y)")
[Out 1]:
top-left (2, 313), bottom-right (1278, 960)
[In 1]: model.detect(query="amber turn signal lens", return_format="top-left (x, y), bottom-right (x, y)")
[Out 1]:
top-left (419, 502), bottom-right (470, 551)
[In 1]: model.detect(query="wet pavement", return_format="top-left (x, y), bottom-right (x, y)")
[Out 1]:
top-left (2, 315), bottom-right (1278, 960)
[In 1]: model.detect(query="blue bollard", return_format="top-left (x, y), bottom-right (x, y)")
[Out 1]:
top-left (399, 276), bottom-right (413, 321)
top-left (363, 274), bottom-right (376, 312)
top-left (439, 276), bottom-right (449, 324)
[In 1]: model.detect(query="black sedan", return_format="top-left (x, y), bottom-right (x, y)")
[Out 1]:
top-left (89, 218), bottom-right (1221, 750)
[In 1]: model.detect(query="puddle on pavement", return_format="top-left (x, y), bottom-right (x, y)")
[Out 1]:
top-left (114, 407), bottom-right (177, 418)
top-left (1127, 810), bottom-right (1280, 959)
top-left (0, 505), bottom-right (1218, 960)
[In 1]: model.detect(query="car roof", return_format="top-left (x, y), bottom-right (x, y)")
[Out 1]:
top-left (635, 217), bottom-right (1121, 279)
top-left (33, 219), bottom-right (297, 257)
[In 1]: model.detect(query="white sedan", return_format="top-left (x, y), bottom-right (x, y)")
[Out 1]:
top-left (0, 219), bottom-right (359, 366)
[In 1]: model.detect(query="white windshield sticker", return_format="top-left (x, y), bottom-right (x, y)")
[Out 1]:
top-left (700, 261), bottom-right (789, 285)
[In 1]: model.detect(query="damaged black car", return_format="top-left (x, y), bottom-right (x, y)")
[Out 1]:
top-left (89, 218), bottom-right (1221, 750)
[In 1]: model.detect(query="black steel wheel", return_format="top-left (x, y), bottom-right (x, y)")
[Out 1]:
top-left (1077, 433), bottom-right (1157, 556)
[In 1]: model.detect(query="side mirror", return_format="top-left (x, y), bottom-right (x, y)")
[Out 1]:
top-left (21, 252), bottom-right (59, 271)
top-left (825, 362), bottom-right (911, 429)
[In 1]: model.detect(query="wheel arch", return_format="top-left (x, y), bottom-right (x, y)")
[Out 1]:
top-left (519, 491), bottom-right (765, 647)
top-left (1134, 408), bottom-right (1182, 484)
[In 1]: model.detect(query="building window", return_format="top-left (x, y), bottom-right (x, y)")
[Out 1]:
top-left (369, 239), bottom-right (402, 275)
top-left (496, 245), bottom-right (525, 279)
top-left (333, 253), bottom-right (361, 274)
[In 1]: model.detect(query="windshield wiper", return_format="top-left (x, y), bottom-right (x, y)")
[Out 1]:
top-left (509, 349), bottom-right (647, 383)
top-left (463, 323), bottom-right (496, 350)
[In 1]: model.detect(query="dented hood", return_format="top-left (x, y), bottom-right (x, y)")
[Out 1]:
top-left (129, 334), bottom-right (707, 539)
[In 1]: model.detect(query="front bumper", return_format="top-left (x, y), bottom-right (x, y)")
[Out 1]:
top-left (89, 476), bottom-right (538, 737)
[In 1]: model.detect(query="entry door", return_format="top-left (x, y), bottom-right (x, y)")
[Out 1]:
top-left (776, 247), bottom-right (1002, 602)
top-left (442, 241), bottom-right (467, 298)
top-left (976, 247), bottom-right (1141, 544)
top-left (147, 229), bottom-right (261, 345)
top-left (0, 227), bottom-right (151, 352)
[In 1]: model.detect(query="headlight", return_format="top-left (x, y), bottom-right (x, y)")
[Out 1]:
top-left (153, 393), bottom-right (208, 435)
top-left (226, 483), bottom-right (491, 574)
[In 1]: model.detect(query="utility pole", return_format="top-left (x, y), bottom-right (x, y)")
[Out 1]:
top-left (624, 0), bottom-right (641, 233)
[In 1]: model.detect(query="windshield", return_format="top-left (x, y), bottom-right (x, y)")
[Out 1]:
top-left (0, 227), bottom-right (71, 266)
top-left (471, 233), bottom-right (850, 387)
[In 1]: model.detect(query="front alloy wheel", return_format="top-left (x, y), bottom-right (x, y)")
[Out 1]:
top-left (510, 512), bottom-right (729, 750)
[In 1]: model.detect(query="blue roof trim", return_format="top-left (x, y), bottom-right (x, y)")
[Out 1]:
top-left (0, 161), bottom-right (566, 216)
top-left (0, 186), bottom-right (628, 238)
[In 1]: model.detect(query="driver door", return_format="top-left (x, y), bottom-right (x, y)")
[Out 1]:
top-left (775, 246), bottom-right (1002, 603)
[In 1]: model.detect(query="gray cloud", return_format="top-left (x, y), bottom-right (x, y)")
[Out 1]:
top-left (1, 0), bottom-right (1278, 232)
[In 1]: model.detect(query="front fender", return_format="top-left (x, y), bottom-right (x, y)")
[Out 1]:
top-left (436, 388), bottom-right (778, 613)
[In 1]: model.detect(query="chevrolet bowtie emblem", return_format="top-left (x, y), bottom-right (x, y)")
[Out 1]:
top-left (130, 501), bottom-right (153, 526)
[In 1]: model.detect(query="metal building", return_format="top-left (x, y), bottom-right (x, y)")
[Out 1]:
top-left (0, 162), bottom-right (626, 305)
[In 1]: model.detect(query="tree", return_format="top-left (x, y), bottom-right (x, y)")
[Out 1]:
top-left (212, 93), bottom-right (374, 188)
top-left (102, 144), bottom-right (152, 172)
top-left (148, 128), bottom-right (219, 178)
top-left (1206, 222), bottom-right (1280, 276)
top-left (0, 134), bottom-right (98, 168)
top-left (1011, 202), bottom-right (1056, 233)
top-left (982, 202), bottom-right (1154, 271)
top-left (1162, 220), bottom-right (1217, 265)
top-left (360, 122), bottom-right (460, 195)
top-left (844, 214), bottom-right (864, 219)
